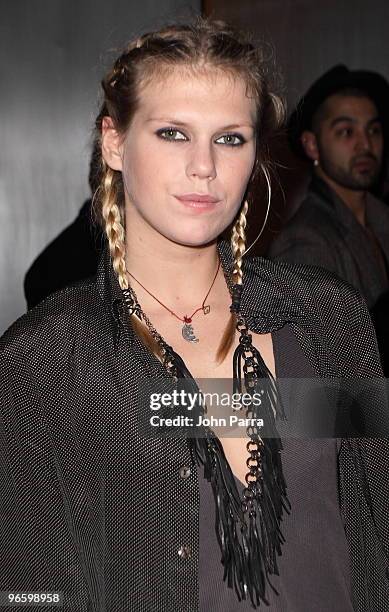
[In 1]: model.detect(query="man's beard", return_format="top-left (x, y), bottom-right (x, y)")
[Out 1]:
top-left (318, 150), bottom-right (380, 191)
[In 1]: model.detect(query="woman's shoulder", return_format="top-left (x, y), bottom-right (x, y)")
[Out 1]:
top-left (246, 255), bottom-right (382, 376)
top-left (0, 278), bottom-right (107, 360)
top-left (246, 254), bottom-right (367, 309)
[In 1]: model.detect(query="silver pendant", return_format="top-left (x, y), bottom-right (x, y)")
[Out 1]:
top-left (182, 322), bottom-right (199, 343)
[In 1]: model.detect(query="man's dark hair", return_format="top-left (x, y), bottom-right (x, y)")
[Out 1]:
top-left (311, 87), bottom-right (378, 133)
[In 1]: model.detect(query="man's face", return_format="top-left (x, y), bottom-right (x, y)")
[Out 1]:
top-left (309, 94), bottom-right (384, 190)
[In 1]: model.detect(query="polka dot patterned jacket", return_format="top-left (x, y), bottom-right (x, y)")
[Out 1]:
top-left (1, 241), bottom-right (389, 612)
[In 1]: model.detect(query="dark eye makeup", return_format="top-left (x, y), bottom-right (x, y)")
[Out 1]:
top-left (215, 133), bottom-right (246, 146)
top-left (155, 127), bottom-right (247, 146)
top-left (156, 128), bottom-right (188, 141)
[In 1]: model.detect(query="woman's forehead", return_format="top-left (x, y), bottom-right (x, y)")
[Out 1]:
top-left (135, 66), bottom-right (257, 124)
top-left (140, 62), bottom-right (244, 88)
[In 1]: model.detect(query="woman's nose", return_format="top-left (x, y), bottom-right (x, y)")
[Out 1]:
top-left (186, 142), bottom-right (217, 180)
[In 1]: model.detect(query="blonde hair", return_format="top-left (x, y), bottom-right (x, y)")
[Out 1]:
top-left (93, 19), bottom-right (285, 359)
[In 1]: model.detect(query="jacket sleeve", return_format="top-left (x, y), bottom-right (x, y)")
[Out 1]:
top-left (351, 306), bottom-right (389, 563)
top-left (336, 283), bottom-right (389, 608)
top-left (0, 327), bottom-right (90, 611)
top-left (350, 286), bottom-right (389, 550)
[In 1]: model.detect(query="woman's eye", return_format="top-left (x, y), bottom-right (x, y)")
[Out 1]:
top-left (157, 128), bottom-right (187, 141)
top-left (215, 133), bottom-right (245, 146)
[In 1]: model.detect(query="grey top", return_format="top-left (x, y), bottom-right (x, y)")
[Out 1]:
top-left (198, 323), bottom-right (354, 611)
top-left (267, 177), bottom-right (389, 309)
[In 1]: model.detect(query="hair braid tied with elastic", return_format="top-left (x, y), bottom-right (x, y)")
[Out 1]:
top-left (101, 163), bottom-right (128, 290)
top-left (216, 201), bottom-right (249, 362)
top-left (231, 200), bottom-right (248, 287)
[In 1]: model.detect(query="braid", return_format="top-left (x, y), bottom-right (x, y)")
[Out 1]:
top-left (216, 200), bottom-right (249, 364)
top-left (99, 161), bottom-right (163, 357)
top-left (231, 200), bottom-right (249, 285)
top-left (100, 164), bottom-right (128, 290)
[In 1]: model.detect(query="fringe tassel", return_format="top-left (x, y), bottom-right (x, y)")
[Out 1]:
top-left (166, 319), bottom-right (290, 608)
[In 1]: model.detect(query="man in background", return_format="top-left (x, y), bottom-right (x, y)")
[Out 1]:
top-left (268, 65), bottom-right (389, 311)
top-left (24, 142), bottom-right (103, 309)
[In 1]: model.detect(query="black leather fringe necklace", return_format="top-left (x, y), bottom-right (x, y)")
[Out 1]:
top-left (122, 272), bottom-right (289, 608)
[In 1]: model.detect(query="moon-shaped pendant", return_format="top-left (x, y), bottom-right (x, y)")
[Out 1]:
top-left (182, 323), bottom-right (199, 343)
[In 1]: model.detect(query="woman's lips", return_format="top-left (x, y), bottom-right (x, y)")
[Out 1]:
top-left (174, 193), bottom-right (221, 210)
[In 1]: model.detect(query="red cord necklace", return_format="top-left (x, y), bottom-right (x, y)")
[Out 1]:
top-left (127, 259), bottom-right (221, 343)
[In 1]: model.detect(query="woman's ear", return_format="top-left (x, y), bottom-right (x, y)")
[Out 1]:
top-left (301, 130), bottom-right (319, 163)
top-left (101, 117), bottom-right (123, 171)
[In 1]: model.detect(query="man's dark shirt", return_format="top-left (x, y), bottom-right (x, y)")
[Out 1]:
top-left (24, 200), bottom-right (103, 309)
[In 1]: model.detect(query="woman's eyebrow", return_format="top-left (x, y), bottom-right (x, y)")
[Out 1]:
top-left (146, 117), bottom-right (255, 130)
top-left (146, 117), bottom-right (189, 126)
top-left (218, 123), bottom-right (255, 130)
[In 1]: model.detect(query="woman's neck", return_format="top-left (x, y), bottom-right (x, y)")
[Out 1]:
top-left (125, 227), bottom-right (222, 313)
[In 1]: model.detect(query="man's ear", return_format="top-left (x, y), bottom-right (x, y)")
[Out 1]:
top-left (101, 117), bottom-right (123, 171)
top-left (301, 130), bottom-right (319, 163)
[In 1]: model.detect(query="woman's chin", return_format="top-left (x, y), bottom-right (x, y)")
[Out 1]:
top-left (165, 230), bottom-right (221, 249)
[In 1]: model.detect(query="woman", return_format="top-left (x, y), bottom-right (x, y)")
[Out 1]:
top-left (1, 20), bottom-right (388, 612)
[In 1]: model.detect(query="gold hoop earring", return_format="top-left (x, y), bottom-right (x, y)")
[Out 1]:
top-left (244, 164), bottom-right (271, 256)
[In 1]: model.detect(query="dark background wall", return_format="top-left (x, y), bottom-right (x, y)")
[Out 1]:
top-left (204, 0), bottom-right (389, 109)
top-left (0, 0), bottom-right (200, 334)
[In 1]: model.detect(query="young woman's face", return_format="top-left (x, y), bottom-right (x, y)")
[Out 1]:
top-left (112, 67), bottom-right (257, 247)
